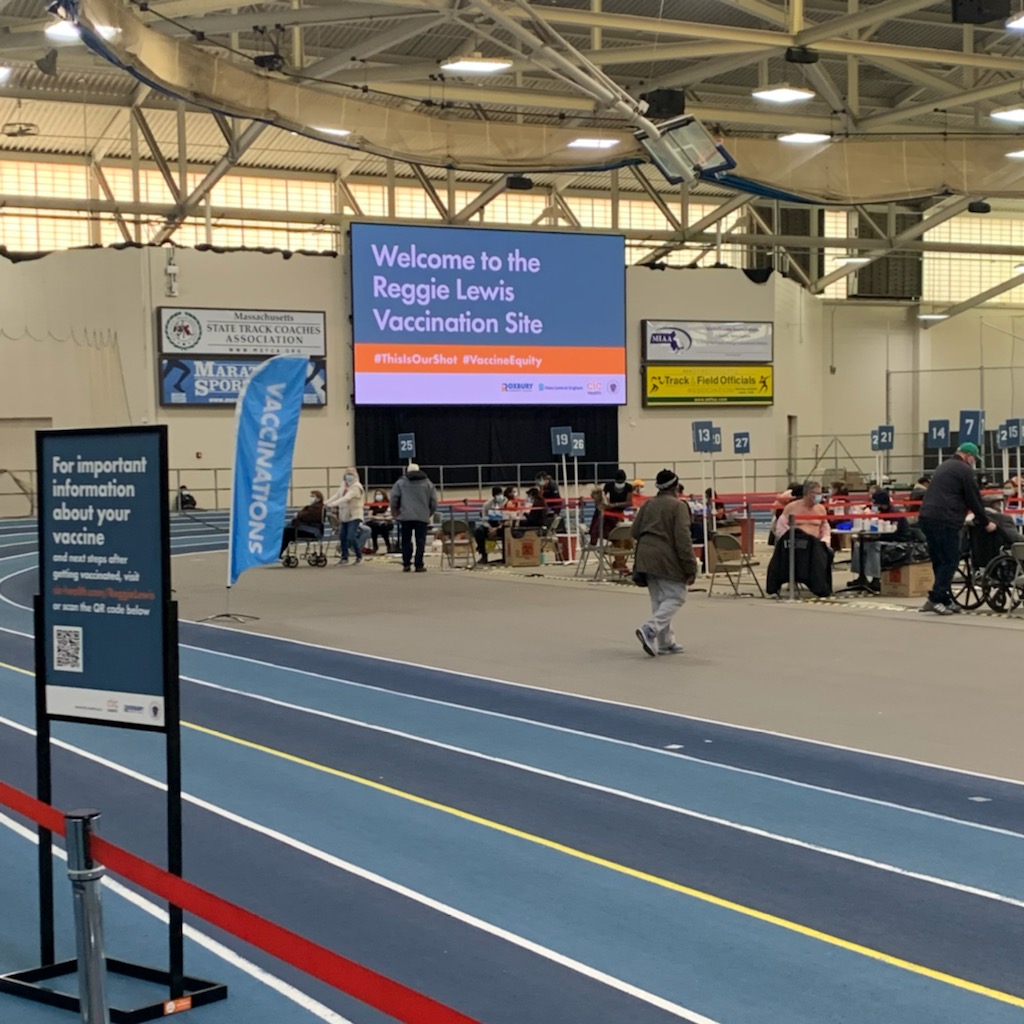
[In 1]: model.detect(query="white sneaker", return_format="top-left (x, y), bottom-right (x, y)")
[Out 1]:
top-left (659, 643), bottom-right (685, 655)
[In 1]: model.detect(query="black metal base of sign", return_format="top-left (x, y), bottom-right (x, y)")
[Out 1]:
top-left (0, 958), bottom-right (228, 1022)
top-left (197, 611), bottom-right (260, 623)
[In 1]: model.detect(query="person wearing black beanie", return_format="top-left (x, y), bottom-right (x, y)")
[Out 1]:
top-left (630, 469), bottom-right (699, 657)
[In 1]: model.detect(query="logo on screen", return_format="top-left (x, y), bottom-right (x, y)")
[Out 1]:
top-left (164, 311), bottom-right (202, 351)
top-left (649, 328), bottom-right (692, 352)
top-left (587, 381), bottom-right (602, 394)
top-left (502, 383), bottom-right (533, 392)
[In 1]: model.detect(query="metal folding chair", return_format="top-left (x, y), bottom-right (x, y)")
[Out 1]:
top-left (708, 532), bottom-right (764, 597)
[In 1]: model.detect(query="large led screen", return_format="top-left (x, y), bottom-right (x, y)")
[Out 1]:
top-left (351, 223), bottom-right (626, 405)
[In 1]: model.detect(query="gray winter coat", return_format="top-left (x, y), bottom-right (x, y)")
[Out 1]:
top-left (630, 492), bottom-right (699, 582)
top-left (390, 470), bottom-right (438, 523)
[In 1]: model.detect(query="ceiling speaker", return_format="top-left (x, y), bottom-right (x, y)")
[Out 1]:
top-left (951, 0), bottom-right (1010, 23)
top-left (639, 89), bottom-right (685, 120)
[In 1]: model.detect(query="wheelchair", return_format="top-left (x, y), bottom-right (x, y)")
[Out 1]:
top-left (281, 514), bottom-right (329, 568)
top-left (981, 541), bottom-right (1024, 612)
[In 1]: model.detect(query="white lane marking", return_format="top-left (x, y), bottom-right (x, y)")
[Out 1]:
top-left (171, 645), bottom-right (1024, 841)
top-left (0, 620), bottom-right (1019, 845)
top-left (186, 619), bottom-right (1024, 789)
top-left (3, 544), bottom-right (1024, 794)
top-left (0, 810), bottom-right (355, 1024)
top-left (0, 715), bottom-right (720, 1024)
top-left (182, 675), bottom-right (1024, 911)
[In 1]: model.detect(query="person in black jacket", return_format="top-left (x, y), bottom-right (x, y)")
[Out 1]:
top-left (918, 443), bottom-right (995, 615)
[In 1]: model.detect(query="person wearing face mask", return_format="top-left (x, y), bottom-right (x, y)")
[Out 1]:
top-left (775, 480), bottom-right (830, 543)
top-left (918, 442), bottom-right (994, 615)
top-left (982, 493), bottom-right (1024, 548)
top-left (279, 490), bottom-right (325, 558)
top-left (325, 468), bottom-right (366, 565)
top-left (766, 480), bottom-right (834, 597)
top-left (603, 470), bottom-right (634, 570)
top-left (366, 487), bottom-right (394, 554)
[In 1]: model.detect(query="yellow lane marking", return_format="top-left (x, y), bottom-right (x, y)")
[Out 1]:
top-left (183, 720), bottom-right (1024, 1010)
top-left (3, 658), bottom-right (1022, 1008)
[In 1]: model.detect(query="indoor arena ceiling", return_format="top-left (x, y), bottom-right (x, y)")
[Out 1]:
top-left (3, 0), bottom-right (1024, 199)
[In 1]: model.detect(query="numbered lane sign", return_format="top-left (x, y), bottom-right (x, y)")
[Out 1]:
top-left (709, 425), bottom-right (723, 454)
top-left (397, 432), bottom-right (416, 460)
top-left (997, 422), bottom-right (1011, 450)
top-left (1009, 420), bottom-right (1021, 446)
top-left (870, 428), bottom-right (880, 452)
top-left (926, 420), bottom-right (949, 449)
top-left (550, 426), bottom-right (572, 456)
top-left (733, 432), bottom-right (751, 455)
top-left (691, 420), bottom-right (714, 454)
top-left (570, 432), bottom-right (586, 457)
top-left (877, 425), bottom-right (894, 451)
top-left (959, 409), bottom-right (983, 446)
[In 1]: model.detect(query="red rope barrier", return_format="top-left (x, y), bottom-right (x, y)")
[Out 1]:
top-left (0, 780), bottom-right (482, 1024)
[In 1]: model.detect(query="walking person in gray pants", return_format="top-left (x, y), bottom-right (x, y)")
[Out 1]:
top-left (630, 469), bottom-right (699, 657)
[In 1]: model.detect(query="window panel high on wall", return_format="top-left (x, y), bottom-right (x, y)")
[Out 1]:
top-left (924, 213), bottom-right (1024, 305)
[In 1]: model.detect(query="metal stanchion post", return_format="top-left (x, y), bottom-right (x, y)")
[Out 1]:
top-left (788, 519), bottom-right (797, 602)
top-left (65, 809), bottom-right (110, 1024)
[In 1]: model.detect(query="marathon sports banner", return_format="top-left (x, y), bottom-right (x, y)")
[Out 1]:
top-left (160, 357), bottom-right (327, 406)
top-left (158, 307), bottom-right (326, 358)
top-left (228, 355), bottom-right (308, 586)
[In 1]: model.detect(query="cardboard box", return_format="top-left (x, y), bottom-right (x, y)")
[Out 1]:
top-left (505, 533), bottom-right (542, 567)
top-left (880, 561), bottom-right (933, 598)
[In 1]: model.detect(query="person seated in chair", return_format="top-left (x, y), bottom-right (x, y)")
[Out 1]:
top-left (366, 488), bottom-right (394, 553)
top-left (767, 480), bottom-right (834, 597)
top-left (279, 491), bottom-right (325, 558)
top-left (849, 489), bottom-right (911, 592)
top-left (175, 484), bottom-right (197, 511)
top-left (536, 472), bottom-right (563, 515)
top-left (514, 487), bottom-right (549, 536)
top-left (475, 486), bottom-right (508, 564)
top-left (982, 493), bottom-right (1024, 548)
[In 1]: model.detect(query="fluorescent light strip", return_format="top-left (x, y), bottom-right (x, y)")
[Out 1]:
top-left (778, 132), bottom-right (830, 143)
top-left (567, 138), bottom-right (619, 150)
top-left (752, 85), bottom-right (814, 104)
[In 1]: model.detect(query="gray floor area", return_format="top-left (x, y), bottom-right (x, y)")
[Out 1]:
top-left (174, 548), bottom-right (1024, 781)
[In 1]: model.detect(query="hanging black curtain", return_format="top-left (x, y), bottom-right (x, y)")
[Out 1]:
top-left (355, 405), bottom-right (619, 486)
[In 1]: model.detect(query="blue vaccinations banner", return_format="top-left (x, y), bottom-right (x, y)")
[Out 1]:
top-left (37, 426), bottom-right (170, 729)
top-left (228, 355), bottom-right (308, 586)
top-left (160, 357), bottom-right (327, 406)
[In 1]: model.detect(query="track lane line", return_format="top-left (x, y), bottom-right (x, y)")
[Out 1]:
top-left (0, 712), bottom-right (718, 1024)
top-left (178, 673), bottom-right (1024, 911)
top-left (0, 810), bottom-right (356, 1023)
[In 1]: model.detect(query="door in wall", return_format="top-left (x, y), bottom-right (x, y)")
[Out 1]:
top-left (0, 417), bottom-right (51, 517)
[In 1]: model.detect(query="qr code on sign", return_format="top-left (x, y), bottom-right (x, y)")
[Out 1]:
top-left (53, 626), bottom-right (83, 673)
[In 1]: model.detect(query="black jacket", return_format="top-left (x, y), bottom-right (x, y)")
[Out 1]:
top-left (766, 531), bottom-right (833, 598)
top-left (919, 456), bottom-right (989, 529)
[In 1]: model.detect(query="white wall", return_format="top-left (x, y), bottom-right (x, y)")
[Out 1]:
top-left (0, 248), bottom-right (354, 489)
top-left (621, 267), bottom-right (822, 490)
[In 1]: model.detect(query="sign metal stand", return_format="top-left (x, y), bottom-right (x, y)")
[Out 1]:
top-left (0, 426), bottom-right (227, 1023)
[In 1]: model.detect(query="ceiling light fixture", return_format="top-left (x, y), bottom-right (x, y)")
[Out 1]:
top-left (567, 138), bottom-right (619, 149)
top-left (991, 105), bottom-right (1024, 122)
top-left (752, 85), bottom-right (815, 104)
top-left (439, 53), bottom-right (513, 74)
top-left (834, 255), bottom-right (872, 265)
top-left (44, 20), bottom-right (117, 40)
top-left (313, 127), bottom-right (351, 138)
top-left (1015, 263), bottom-right (1024, 272)
top-left (778, 132), bottom-right (830, 143)
top-left (1007, 11), bottom-right (1024, 28)
top-left (1007, 149), bottom-right (1024, 158)
top-left (0, 68), bottom-right (11, 85)
top-left (917, 313), bottom-right (949, 321)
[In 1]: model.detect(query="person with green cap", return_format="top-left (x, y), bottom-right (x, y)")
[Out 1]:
top-left (918, 441), bottom-right (994, 615)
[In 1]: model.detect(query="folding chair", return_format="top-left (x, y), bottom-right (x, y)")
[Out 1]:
top-left (708, 532), bottom-right (764, 597)
top-left (574, 522), bottom-right (608, 577)
top-left (538, 514), bottom-right (565, 565)
top-left (438, 518), bottom-right (474, 570)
